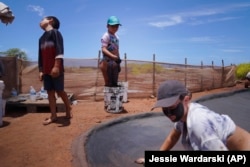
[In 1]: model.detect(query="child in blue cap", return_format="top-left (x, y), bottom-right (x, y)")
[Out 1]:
top-left (99, 16), bottom-right (122, 87)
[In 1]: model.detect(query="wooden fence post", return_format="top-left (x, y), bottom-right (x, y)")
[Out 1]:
top-left (18, 58), bottom-right (23, 93)
top-left (94, 50), bottom-right (101, 101)
top-left (212, 61), bottom-right (214, 89)
top-left (152, 54), bottom-right (156, 97)
top-left (124, 53), bottom-right (127, 82)
top-left (221, 59), bottom-right (224, 88)
top-left (200, 61), bottom-right (203, 91)
top-left (185, 58), bottom-right (187, 87)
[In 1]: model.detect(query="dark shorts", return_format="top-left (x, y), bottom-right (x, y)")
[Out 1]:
top-left (43, 74), bottom-right (64, 91)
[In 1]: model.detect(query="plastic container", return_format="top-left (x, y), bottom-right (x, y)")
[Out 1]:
top-left (11, 88), bottom-right (18, 97)
top-left (118, 82), bottom-right (128, 102)
top-left (103, 86), bottom-right (124, 113)
top-left (40, 86), bottom-right (48, 99)
top-left (29, 86), bottom-right (36, 101)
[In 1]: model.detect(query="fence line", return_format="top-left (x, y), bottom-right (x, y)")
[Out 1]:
top-left (90, 53), bottom-right (235, 101)
top-left (12, 54), bottom-right (236, 101)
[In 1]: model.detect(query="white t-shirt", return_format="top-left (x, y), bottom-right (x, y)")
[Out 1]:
top-left (101, 32), bottom-right (119, 60)
top-left (246, 72), bottom-right (250, 79)
top-left (175, 103), bottom-right (236, 150)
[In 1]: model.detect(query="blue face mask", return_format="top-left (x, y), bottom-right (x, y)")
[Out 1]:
top-left (162, 103), bottom-right (184, 122)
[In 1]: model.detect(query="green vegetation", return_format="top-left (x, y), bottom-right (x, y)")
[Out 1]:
top-left (128, 63), bottom-right (166, 75)
top-left (0, 48), bottom-right (28, 60)
top-left (236, 63), bottom-right (250, 79)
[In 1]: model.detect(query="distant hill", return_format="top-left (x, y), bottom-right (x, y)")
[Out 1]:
top-left (64, 58), bottom-right (98, 68)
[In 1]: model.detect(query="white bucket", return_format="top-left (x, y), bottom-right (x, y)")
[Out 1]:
top-left (104, 86), bottom-right (124, 113)
top-left (119, 82), bottom-right (128, 102)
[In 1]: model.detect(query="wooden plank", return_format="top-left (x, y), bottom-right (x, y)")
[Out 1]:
top-left (6, 93), bottom-right (73, 112)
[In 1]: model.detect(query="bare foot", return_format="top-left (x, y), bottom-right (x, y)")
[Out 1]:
top-left (65, 106), bottom-right (72, 119)
top-left (43, 117), bottom-right (58, 125)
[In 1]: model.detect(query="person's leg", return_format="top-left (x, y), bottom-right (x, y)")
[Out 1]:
top-left (54, 73), bottom-right (72, 118)
top-left (47, 90), bottom-right (57, 119)
top-left (107, 61), bottom-right (120, 87)
top-left (57, 90), bottom-right (72, 118)
top-left (113, 62), bottom-right (119, 86)
top-left (107, 61), bottom-right (114, 86)
top-left (43, 75), bottom-right (58, 125)
top-left (99, 60), bottom-right (109, 86)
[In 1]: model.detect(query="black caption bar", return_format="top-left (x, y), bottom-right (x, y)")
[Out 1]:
top-left (145, 151), bottom-right (249, 167)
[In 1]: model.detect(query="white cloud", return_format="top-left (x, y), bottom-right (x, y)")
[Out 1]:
top-left (27, 5), bottom-right (44, 17)
top-left (148, 3), bottom-right (250, 28)
top-left (149, 15), bottom-right (183, 28)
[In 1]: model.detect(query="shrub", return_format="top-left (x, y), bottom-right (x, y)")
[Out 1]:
top-left (128, 63), bottom-right (165, 75)
top-left (236, 63), bottom-right (250, 79)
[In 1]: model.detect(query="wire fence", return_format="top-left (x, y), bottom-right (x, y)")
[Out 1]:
top-left (1, 54), bottom-right (236, 101)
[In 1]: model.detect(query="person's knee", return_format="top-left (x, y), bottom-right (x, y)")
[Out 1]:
top-left (56, 90), bottom-right (66, 97)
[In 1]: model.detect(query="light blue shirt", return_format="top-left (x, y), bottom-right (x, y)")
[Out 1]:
top-left (175, 103), bottom-right (236, 150)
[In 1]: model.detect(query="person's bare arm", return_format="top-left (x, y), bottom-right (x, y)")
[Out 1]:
top-left (135, 128), bottom-right (181, 164)
top-left (226, 126), bottom-right (250, 150)
top-left (101, 47), bottom-right (119, 60)
top-left (50, 58), bottom-right (61, 78)
top-left (160, 128), bottom-right (181, 151)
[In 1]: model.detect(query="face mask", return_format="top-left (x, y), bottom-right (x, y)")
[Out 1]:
top-left (163, 102), bottom-right (184, 122)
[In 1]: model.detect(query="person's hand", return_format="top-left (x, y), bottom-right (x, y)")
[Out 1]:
top-left (50, 67), bottom-right (60, 78)
top-left (115, 58), bottom-right (122, 64)
top-left (39, 72), bottom-right (44, 81)
top-left (135, 157), bottom-right (145, 164)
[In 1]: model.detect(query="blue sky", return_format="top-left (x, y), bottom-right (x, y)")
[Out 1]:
top-left (0, 0), bottom-right (250, 66)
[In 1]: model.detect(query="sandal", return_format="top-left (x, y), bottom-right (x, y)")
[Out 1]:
top-left (43, 118), bottom-right (57, 125)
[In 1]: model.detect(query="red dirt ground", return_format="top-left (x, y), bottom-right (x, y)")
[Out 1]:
top-left (0, 83), bottom-right (245, 167)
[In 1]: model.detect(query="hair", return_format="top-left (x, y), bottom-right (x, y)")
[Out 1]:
top-left (46, 16), bottom-right (60, 29)
top-left (179, 91), bottom-right (192, 100)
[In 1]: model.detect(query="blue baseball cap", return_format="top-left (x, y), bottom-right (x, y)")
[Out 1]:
top-left (107, 16), bottom-right (122, 26)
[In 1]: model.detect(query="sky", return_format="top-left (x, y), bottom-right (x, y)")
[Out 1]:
top-left (0, 0), bottom-right (250, 66)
